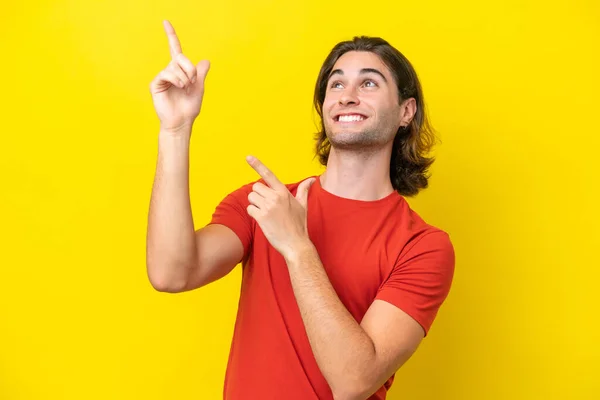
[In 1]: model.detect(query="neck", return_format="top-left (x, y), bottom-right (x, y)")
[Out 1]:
top-left (319, 146), bottom-right (395, 201)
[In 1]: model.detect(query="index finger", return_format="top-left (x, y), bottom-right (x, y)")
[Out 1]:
top-left (163, 20), bottom-right (182, 59)
top-left (246, 156), bottom-right (286, 191)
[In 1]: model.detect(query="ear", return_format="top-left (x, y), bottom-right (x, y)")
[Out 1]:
top-left (399, 97), bottom-right (417, 127)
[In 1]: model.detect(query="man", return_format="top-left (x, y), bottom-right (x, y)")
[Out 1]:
top-left (147, 20), bottom-right (455, 400)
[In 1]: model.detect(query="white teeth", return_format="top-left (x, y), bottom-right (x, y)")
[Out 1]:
top-left (338, 114), bottom-right (365, 122)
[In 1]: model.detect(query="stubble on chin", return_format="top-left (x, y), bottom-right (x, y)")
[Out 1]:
top-left (324, 121), bottom-right (388, 151)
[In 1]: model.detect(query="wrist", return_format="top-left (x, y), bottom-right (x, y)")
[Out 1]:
top-left (159, 122), bottom-right (193, 138)
top-left (157, 130), bottom-right (192, 172)
top-left (284, 239), bottom-right (317, 265)
top-left (158, 128), bottom-right (192, 149)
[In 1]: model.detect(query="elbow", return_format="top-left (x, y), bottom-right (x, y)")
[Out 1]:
top-left (148, 274), bottom-right (187, 293)
top-left (146, 263), bottom-right (189, 293)
top-left (332, 388), bottom-right (370, 400)
top-left (149, 278), bottom-right (186, 293)
top-left (331, 376), bottom-right (375, 400)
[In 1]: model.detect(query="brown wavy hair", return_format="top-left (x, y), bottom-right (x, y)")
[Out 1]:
top-left (313, 36), bottom-right (438, 197)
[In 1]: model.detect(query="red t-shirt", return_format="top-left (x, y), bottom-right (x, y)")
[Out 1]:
top-left (209, 175), bottom-right (455, 400)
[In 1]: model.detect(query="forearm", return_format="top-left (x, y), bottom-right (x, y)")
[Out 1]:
top-left (285, 243), bottom-right (377, 397)
top-left (146, 129), bottom-right (198, 291)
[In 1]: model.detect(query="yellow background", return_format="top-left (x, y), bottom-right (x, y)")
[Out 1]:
top-left (1, 0), bottom-right (598, 399)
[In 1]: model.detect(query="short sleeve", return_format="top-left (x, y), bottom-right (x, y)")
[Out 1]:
top-left (207, 181), bottom-right (257, 262)
top-left (375, 230), bottom-right (455, 336)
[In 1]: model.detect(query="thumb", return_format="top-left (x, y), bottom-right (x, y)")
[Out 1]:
top-left (295, 177), bottom-right (316, 207)
top-left (195, 59), bottom-right (211, 86)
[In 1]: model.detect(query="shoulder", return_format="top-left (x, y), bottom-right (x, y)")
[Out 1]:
top-left (399, 199), bottom-right (452, 241)
top-left (393, 202), bottom-right (455, 268)
top-left (404, 227), bottom-right (455, 264)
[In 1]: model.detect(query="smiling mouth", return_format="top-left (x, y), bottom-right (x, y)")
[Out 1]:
top-left (334, 114), bottom-right (368, 123)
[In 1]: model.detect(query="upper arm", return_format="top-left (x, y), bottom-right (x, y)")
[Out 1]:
top-left (357, 300), bottom-right (424, 394)
top-left (183, 224), bottom-right (245, 291)
top-left (183, 181), bottom-right (257, 291)
top-left (357, 230), bottom-right (455, 395)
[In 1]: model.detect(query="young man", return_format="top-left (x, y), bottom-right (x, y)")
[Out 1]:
top-left (147, 20), bottom-right (455, 400)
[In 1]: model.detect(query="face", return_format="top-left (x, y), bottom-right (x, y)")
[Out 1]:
top-left (322, 51), bottom-right (414, 151)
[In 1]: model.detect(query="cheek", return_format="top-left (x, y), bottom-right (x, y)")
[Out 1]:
top-left (322, 95), bottom-right (337, 114)
top-left (379, 96), bottom-right (402, 117)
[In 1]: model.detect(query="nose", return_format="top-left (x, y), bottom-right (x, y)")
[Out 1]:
top-left (339, 86), bottom-right (359, 106)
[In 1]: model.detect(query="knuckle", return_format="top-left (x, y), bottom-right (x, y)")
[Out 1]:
top-left (167, 61), bottom-right (182, 75)
top-left (175, 52), bottom-right (187, 63)
top-left (176, 54), bottom-right (194, 73)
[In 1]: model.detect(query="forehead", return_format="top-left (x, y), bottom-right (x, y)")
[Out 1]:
top-left (330, 51), bottom-right (392, 80)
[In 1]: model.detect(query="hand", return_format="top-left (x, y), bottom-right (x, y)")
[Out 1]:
top-left (149, 20), bottom-right (211, 135)
top-left (245, 155), bottom-right (316, 260)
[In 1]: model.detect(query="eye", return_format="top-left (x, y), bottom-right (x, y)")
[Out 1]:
top-left (329, 81), bottom-right (343, 89)
top-left (363, 79), bottom-right (377, 88)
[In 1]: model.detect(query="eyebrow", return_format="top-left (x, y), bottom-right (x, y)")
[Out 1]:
top-left (328, 68), bottom-right (388, 83)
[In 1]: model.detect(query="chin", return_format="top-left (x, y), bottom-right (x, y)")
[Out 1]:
top-left (327, 131), bottom-right (384, 149)
top-left (325, 123), bottom-right (368, 138)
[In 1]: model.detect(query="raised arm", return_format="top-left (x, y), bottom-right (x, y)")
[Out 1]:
top-left (146, 21), bottom-right (243, 293)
